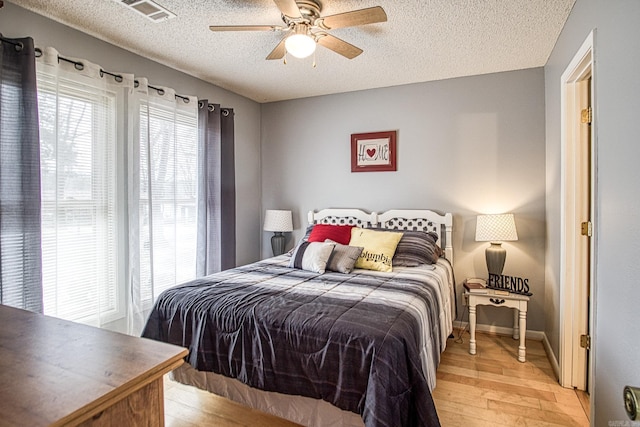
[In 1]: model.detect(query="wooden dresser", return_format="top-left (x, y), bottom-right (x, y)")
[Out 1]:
top-left (0, 304), bottom-right (188, 426)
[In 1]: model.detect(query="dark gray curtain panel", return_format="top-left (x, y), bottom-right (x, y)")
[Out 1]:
top-left (0, 35), bottom-right (43, 312)
top-left (220, 106), bottom-right (236, 271)
top-left (196, 101), bottom-right (236, 276)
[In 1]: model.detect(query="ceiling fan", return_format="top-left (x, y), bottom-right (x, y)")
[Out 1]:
top-left (209, 0), bottom-right (387, 61)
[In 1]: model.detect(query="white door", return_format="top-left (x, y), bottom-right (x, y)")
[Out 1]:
top-left (560, 32), bottom-right (595, 397)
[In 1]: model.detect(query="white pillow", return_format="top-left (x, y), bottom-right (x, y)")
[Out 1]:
top-left (288, 241), bottom-right (336, 274)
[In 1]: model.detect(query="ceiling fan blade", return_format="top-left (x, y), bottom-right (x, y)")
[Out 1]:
top-left (273, 0), bottom-right (302, 18)
top-left (317, 6), bottom-right (387, 30)
top-left (317, 34), bottom-right (362, 59)
top-left (209, 25), bottom-right (284, 31)
top-left (209, 25), bottom-right (282, 32)
top-left (266, 37), bottom-right (287, 60)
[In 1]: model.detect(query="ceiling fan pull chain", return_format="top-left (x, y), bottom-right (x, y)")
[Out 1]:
top-left (283, 51), bottom-right (288, 65)
top-left (312, 50), bottom-right (317, 68)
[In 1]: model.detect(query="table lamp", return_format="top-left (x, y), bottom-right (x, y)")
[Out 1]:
top-left (263, 210), bottom-right (293, 256)
top-left (475, 213), bottom-right (518, 276)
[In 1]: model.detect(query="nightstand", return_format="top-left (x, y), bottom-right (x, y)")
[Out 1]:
top-left (465, 290), bottom-right (530, 362)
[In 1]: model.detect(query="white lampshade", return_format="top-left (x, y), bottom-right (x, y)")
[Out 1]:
top-left (285, 25), bottom-right (316, 59)
top-left (263, 210), bottom-right (293, 232)
top-left (475, 214), bottom-right (518, 242)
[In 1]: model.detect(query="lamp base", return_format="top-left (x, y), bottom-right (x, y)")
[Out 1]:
top-left (485, 242), bottom-right (506, 276)
top-left (271, 232), bottom-right (286, 256)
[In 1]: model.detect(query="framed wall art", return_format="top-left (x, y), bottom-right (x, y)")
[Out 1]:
top-left (350, 130), bottom-right (397, 172)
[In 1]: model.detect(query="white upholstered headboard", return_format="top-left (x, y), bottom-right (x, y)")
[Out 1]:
top-left (308, 208), bottom-right (454, 264)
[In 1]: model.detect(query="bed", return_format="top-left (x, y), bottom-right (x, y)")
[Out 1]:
top-left (142, 208), bottom-right (454, 427)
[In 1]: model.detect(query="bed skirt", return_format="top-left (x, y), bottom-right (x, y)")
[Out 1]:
top-left (171, 362), bottom-right (365, 427)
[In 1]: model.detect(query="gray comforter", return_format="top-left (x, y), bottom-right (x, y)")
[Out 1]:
top-left (142, 257), bottom-right (447, 427)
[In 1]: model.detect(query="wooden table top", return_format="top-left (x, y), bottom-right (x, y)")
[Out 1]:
top-left (0, 304), bottom-right (188, 426)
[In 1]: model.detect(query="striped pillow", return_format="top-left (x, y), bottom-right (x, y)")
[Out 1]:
top-left (393, 230), bottom-right (441, 266)
top-left (324, 240), bottom-right (364, 274)
top-left (286, 225), bottom-right (315, 256)
top-left (288, 241), bottom-right (336, 274)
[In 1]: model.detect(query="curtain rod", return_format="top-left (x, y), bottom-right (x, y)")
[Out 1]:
top-left (34, 47), bottom-right (191, 103)
top-left (0, 35), bottom-right (25, 51)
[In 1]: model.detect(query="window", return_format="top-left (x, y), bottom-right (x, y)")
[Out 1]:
top-left (36, 66), bottom-right (200, 331)
top-left (37, 72), bottom-right (120, 325)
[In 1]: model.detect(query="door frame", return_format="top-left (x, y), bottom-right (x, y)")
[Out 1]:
top-left (559, 30), bottom-right (597, 392)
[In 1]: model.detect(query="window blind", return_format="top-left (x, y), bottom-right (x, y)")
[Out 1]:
top-left (37, 73), bottom-right (120, 325)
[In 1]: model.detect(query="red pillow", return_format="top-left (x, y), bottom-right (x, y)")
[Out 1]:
top-left (308, 224), bottom-right (355, 245)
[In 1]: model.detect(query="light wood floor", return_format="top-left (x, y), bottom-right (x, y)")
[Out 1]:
top-left (164, 379), bottom-right (301, 427)
top-left (433, 330), bottom-right (590, 426)
top-left (164, 331), bottom-right (590, 426)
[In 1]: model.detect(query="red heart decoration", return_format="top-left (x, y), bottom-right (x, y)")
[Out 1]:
top-left (366, 148), bottom-right (376, 158)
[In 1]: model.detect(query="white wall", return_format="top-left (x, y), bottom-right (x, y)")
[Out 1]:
top-left (261, 68), bottom-right (547, 331)
top-left (545, 1), bottom-right (640, 425)
top-left (0, 2), bottom-right (262, 265)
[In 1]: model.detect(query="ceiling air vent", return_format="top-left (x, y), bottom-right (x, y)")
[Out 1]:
top-left (114, 0), bottom-right (176, 22)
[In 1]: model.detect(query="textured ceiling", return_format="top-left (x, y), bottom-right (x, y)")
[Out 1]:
top-left (9, 0), bottom-right (575, 103)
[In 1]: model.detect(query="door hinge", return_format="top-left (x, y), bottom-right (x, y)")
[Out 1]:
top-left (581, 106), bottom-right (592, 125)
top-left (581, 221), bottom-right (593, 237)
top-left (580, 334), bottom-right (591, 350)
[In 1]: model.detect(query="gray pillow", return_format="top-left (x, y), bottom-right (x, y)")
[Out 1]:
top-left (324, 240), bottom-right (364, 274)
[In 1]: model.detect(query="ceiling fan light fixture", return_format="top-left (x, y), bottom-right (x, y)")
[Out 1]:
top-left (285, 34), bottom-right (316, 58)
top-left (285, 25), bottom-right (316, 59)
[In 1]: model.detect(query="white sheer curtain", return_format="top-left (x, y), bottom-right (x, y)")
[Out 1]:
top-left (127, 79), bottom-right (199, 335)
top-left (32, 42), bottom-right (234, 336)
top-left (36, 47), bottom-right (201, 335)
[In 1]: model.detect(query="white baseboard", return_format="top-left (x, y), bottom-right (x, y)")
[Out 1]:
top-left (452, 321), bottom-right (561, 381)
top-left (453, 320), bottom-right (545, 340)
top-left (542, 333), bottom-right (560, 381)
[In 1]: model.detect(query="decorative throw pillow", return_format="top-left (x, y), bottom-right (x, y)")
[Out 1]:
top-left (348, 228), bottom-right (403, 272)
top-left (324, 240), bottom-right (364, 274)
top-left (393, 230), bottom-right (442, 266)
top-left (308, 224), bottom-right (355, 245)
top-left (286, 224), bottom-right (315, 256)
top-left (301, 224), bottom-right (315, 240)
top-left (288, 241), bottom-right (336, 274)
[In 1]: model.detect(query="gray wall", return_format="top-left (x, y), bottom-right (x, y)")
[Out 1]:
top-left (261, 68), bottom-right (547, 331)
top-left (0, 2), bottom-right (262, 266)
top-left (545, 0), bottom-right (640, 425)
